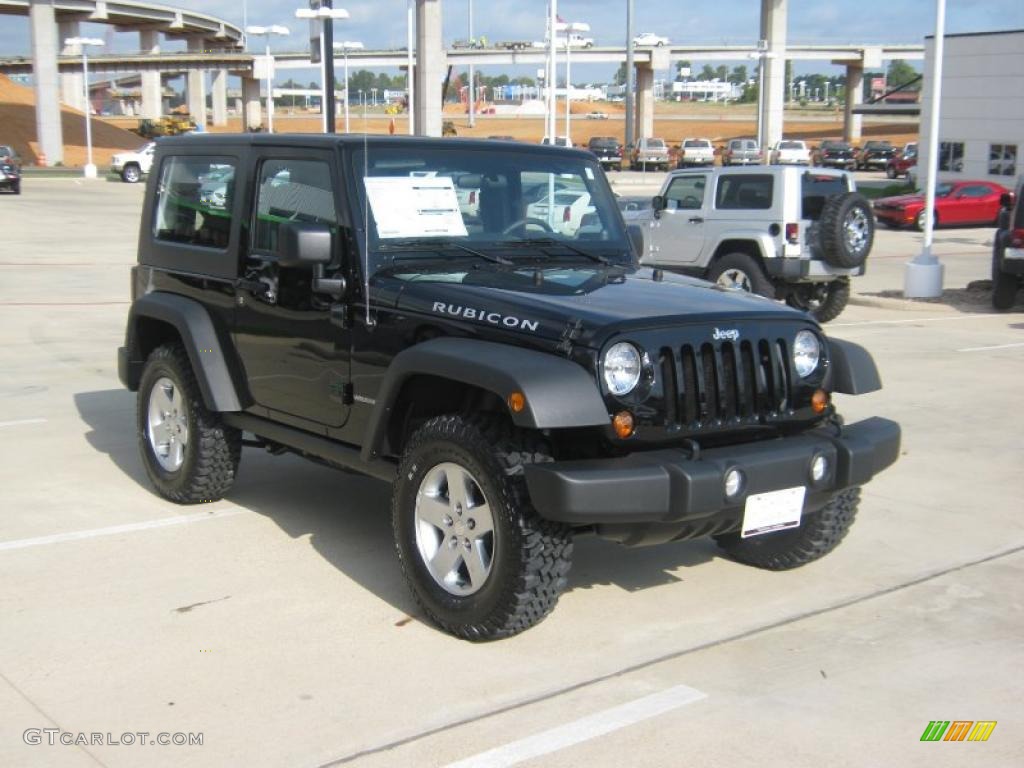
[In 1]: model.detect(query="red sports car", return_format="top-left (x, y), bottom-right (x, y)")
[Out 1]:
top-left (872, 180), bottom-right (1010, 231)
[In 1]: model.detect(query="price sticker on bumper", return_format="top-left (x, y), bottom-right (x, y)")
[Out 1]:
top-left (741, 486), bottom-right (806, 538)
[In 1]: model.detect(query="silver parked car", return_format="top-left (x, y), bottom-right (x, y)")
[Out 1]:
top-left (722, 138), bottom-right (762, 166)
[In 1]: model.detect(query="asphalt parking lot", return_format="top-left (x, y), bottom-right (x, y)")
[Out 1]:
top-left (1, 177), bottom-right (1022, 768)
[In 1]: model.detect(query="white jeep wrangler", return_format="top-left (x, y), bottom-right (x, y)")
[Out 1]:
top-left (637, 165), bottom-right (874, 322)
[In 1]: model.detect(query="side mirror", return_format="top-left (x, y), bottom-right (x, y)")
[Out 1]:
top-left (627, 224), bottom-right (644, 260)
top-left (651, 195), bottom-right (667, 212)
top-left (1000, 192), bottom-right (1014, 209)
top-left (278, 221), bottom-right (332, 267)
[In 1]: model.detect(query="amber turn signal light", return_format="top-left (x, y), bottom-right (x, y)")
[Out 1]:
top-left (811, 389), bottom-right (830, 414)
top-left (612, 410), bottom-right (635, 439)
top-left (508, 391), bottom-right (526, 413)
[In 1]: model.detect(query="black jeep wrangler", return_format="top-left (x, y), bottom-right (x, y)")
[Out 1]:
top-left (118, 135), bottom-right (900, 640)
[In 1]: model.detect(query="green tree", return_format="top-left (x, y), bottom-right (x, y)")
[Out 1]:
top-left (714, 65), bottom-right (728, 82)
top-left (613, 62), bottom-right (628, 85)
top-left (728, 65), bottom-right (748, 85)
top-left (886, 59), bottom-right (920, 90)
top-left (698, 64), bottom-right (716, 81)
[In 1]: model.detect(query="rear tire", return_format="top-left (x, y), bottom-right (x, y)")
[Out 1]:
top-left (137, 344), bottom-right (241, 503)
top-left (785, 279), bottom-right (850, 323)
top-left (885, 165), bottom-right (897, 179)
top-left (706, 252), bottom-right (774, 298)
top-left (992, 246), bottom-right (1019, 310)
top-left (715, 488), bottom-right (860, 570)
top-left (393, 414), bottom-right (573, 640)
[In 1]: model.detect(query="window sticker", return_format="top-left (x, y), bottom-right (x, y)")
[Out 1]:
top-left (585, 167), bottom-right (595, 180)
top-left (364, 176), bottom-right (469, 239)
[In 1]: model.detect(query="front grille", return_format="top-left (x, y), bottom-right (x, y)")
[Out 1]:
top-left (660, 338), bottom-right (792, 430)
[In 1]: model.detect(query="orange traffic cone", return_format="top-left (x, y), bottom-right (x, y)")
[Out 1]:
top-left (388, 118), bottom-right (396, 135)
top-left (37, 151), bottom-right (47, 167)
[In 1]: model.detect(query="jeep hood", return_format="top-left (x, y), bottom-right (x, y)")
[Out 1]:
top-left (383, 265), bottom-right (809, 347)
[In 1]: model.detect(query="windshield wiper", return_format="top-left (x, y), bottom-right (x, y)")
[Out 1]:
top-left (506, 238), bottom-right (611, 265)
top-left (379, 239), bottom-right (513, 266)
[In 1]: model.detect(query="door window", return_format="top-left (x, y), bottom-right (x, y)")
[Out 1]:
top-left (664, 175), bottom-right (707, 210)
top-left (252, 159), bottom-right (338, 255)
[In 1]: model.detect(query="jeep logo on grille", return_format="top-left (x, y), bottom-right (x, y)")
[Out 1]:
top-left (712, 327), bottom-right (740, 341)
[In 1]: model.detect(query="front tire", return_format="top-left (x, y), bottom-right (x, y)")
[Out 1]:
top-left (992, 248), bottom-right (1019, 310)
top-left (886, 165), bottom-right (897, 179)
top-left (706, 252), bottom-right (775, 298)
top-left (137, 344), bottom-right (241, 503)
top-left (715, 488), bottom-right (860, 570)
top-left (393, 415), bottom-right (573, 640)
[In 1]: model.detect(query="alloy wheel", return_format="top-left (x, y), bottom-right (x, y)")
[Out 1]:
top-left (147, 377), bottom-right (189, 472)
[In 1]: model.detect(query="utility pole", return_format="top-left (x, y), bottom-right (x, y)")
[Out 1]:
top-left (625, 0), bottom-right (635, 151)
top-left (468, 0), bottom-right (475, 128)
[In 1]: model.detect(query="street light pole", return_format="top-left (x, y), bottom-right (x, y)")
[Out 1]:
top-left (904, 0), bottom-right (947, 298)
top-left (625, 0), bottom-right (635, 151)
top-left (296, 4), bottom-right (350, 134)
top-left (247, 26), bottom-right (290, 133)
top-left (407, 0), bottom-right (415, 134)
top-left (65, 37), bottom-right (104, 178)
top-left (334, 41), bottom-right (364, 133)
top-left (547, 0), bottom-right (557, 142)
top-left (468, 0), bottom-right (475, 128)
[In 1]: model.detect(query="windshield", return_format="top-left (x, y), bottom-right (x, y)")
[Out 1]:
top-left (936, 183), bottom-right (954, 197)
top-left (684, 140), bottom-right (710, 148)
top-left (353, 146), bottom-right (630, 275)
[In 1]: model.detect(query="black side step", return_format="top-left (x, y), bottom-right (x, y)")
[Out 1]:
top-left (223, 413), bottom-right (397, 483)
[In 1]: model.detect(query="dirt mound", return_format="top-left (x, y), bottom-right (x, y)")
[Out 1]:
top-left (0, 74), bottom-right (147, 166)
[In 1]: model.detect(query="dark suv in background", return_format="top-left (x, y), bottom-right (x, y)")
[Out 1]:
top-left (856, 140), bottom-right (896, 171)
top-left (587, 136), bottom-right (623, 171)
top-left (812, 140), bottom-right (856, 170)
top-left (992, 183), bottom-right (1023, 310)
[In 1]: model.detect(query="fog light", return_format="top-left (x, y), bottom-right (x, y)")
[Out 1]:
top-left (724, 468), bottom-right (745, 499)
top-left (612, 410), bottom-right (635, 439)
top-left (810, 455), bottom-right (829, 483)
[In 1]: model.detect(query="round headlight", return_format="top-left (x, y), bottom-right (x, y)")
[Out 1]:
top-left (793, 330), bottom-right (820, 378)
top-left (603, 342), bottom-right (642, 396)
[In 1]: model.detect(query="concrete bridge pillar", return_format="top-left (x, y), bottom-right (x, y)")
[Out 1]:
top-left (139, 30), bottom-right (163, 119)
top-left (759, 0), bottom-right (788, 153)
top-left (29, 0), bottom-right (63, 165)
top-left (634, 63), bottom-right (655, 141)
top-left (186, 36), bottom-right (207, 127)
top-left (211, 64), bottom-right (228, 127)
top-left (59, 22), bottom-right (84, 111)
top-left (843, 64), bottom-right (864, 143)
top-left (242, 76), bottom-right (262, 130)
top-left (414, 0), bottom-right (444, 137)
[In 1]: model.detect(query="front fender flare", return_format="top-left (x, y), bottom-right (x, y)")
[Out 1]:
top-left (828, 338), bottom-right (882, 395)
top-left (362, 337), bottom-right (609, 461)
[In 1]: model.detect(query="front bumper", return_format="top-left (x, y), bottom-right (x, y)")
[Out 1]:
top-left (874, 207), bottom-right (914, 226)
top-left (524, 417), bottom-right (900, 529)
top-left (821, 158), bottom-right (855, 168)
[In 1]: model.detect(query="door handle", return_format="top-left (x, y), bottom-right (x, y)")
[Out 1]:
top-left (688, 217), bottom-right (704, 224)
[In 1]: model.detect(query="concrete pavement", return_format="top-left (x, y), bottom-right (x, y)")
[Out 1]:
top-left (0, 178), bottom-right (1021, 767)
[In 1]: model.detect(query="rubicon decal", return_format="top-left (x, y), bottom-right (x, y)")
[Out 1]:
top-left (432, 302), bottom-right (540, 332)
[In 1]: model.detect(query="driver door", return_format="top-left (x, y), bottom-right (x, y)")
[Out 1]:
top-left (643, 173), bottom-right (709, 266)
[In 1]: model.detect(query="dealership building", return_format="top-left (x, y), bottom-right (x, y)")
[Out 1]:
top-left (919, 29), bottom-right (1023, 184)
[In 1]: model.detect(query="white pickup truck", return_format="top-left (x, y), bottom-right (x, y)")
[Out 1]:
top-left (677, 138), bottom-right (715, 167)
top-left (110, 142), bottom-right (156, 183)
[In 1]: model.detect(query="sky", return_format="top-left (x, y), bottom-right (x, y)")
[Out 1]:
top-left (3, 0), bottom-right (1024, 82)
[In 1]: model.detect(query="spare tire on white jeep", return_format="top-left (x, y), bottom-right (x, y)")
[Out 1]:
top-left (819, 192), bottom-right (874, 269)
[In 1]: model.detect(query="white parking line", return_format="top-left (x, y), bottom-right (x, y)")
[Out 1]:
top-left (0, 418), bottom-right (48, 428)
top-left (0, 509), bottom-right (246, 552)
top-left (957, 342), bottom-right (1024, 353)
top-left (832, 314), bottom-right (1003, 327)
top-left (441, 685), bottom-right (707, 768)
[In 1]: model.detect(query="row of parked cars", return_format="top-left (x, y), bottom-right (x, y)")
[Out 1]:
top-left (568, 135), bottom-right (919, 176)
top-left (0, 144), bottom-right (21, 194)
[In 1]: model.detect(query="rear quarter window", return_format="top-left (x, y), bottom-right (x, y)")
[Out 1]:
top-left (715, 175), bottom-right (773, 210)
top-left (153, 156), bottom-right (236, 250)
top-left (801, 174), bottom-right (849, 220)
